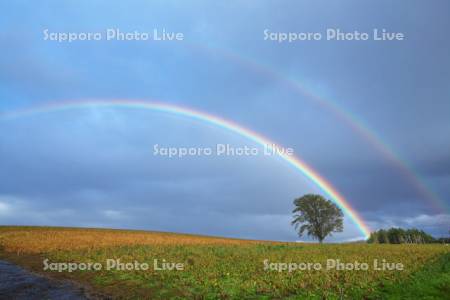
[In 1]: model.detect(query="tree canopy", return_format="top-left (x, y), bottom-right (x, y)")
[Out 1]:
top-left (291, 194), bottom-right (344, 243)
top-left (367, 228), bottom-right (435, 244)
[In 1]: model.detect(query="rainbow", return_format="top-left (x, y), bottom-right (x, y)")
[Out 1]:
top-left (189, 44), bottom-right (448, 213)
top-left (0, 99), bottom-right (371, 238)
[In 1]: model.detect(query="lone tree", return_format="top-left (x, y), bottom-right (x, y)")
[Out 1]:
top-left (291, 194), bottom-right (344, 243)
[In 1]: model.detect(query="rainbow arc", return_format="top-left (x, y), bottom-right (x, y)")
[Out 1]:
top-left (1, 99), bottom-right (372, 238)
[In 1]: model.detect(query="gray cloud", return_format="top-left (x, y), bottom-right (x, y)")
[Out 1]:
top-left (0, 0), bottom-right (449, 241)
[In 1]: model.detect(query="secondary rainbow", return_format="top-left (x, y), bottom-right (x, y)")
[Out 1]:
top-left (0, 99), bottom-right (371, 238)
top-left (189, 44), bottom-right (448, 213)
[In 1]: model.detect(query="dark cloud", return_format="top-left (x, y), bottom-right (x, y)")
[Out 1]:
top-left (0, 0), bottom-right (449, 241)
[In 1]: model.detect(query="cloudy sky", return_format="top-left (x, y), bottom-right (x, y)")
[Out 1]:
top-left (1, 1), bottom-right (449, 241)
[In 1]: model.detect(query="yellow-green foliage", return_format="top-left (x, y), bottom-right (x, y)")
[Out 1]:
top-left (0, 226), bottom-right (448, 299)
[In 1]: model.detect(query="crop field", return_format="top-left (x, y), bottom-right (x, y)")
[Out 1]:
top-left (0, 226), bottom-right (449, 299)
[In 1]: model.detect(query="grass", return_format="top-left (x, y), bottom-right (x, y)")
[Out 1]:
top-left (369, 252), bottom-right (450, 299)
top-left (0, 226), bottom-right (448, 299)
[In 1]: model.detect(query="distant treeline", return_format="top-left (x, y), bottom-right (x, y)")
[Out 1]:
top-left (367, 228), bottom-right (446, 244)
